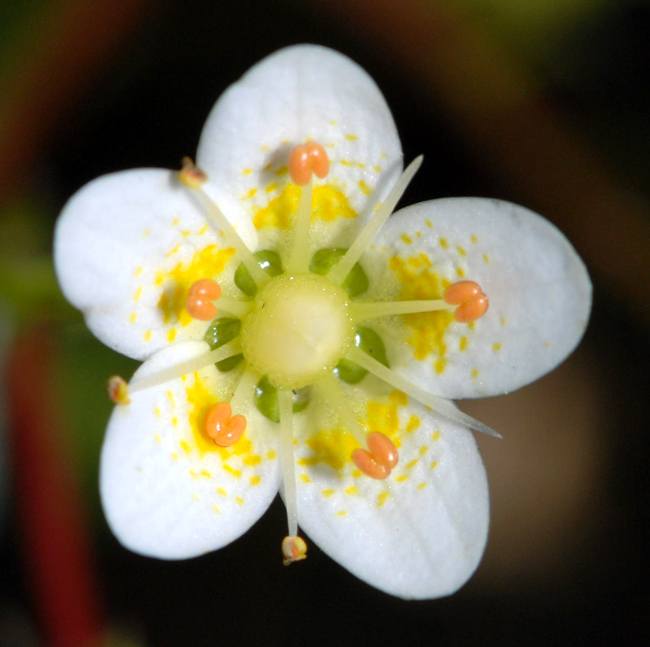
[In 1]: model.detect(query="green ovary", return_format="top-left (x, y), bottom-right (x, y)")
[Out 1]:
top-left (240, 274), bottom-right (355, 389)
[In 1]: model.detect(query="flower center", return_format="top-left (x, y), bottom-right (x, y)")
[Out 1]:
top-left (240, 273), bottom-right (355, 389)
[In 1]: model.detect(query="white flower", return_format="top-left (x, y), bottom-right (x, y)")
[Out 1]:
top-left (53, 45), bottom-right (591, 599)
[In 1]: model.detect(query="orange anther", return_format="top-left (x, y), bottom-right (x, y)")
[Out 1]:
top-left (179, 156), bottom-right (208, 189)
top-left (107, 375), bottom-right (130, 405)
top-left (186, 279), bottom-right (221, 321)
top-left (205, 402), bottom-right (232, 439)
top-left (366, 432), bottom-right (399, 470)
top-left (444, 280), bottom-right (489, 323)
top-left (282, 535), bottom-right (308, 565)
top-left (216, 414), bottom-right (247, 447)
top-left (289, 142), bottom-right (329, 186)
top-left (352, 448), bottom-right (391, 480)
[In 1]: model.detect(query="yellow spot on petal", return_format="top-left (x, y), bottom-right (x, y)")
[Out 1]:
top-left (406, 415), bottom-right (420, 433)
top-left (250, 475), bottom-right (261, 486)
top-left (358, 180), bottom-right (372, 196)
top-left (456, 267), bottom-right (466, 278)
top-left (417, 482), bottom-right (427, 490)
top-left (401, 234), bottom-right (412, 244)
top-left (483, 253), bottom-right (490, 264)
top-left (267, 450), bottom-right (277, 460)
top-left (243, 188), bottom-right (257, 199)
top-left (157, 245), bottom-right (236, 326)
top-left (236, 496), bottom-right (244, 505)
top-left (172, 416), bottom-right (178, 427)
top-left (143, 229), bottom-right (151, 238)
top-left (217, 488), bottom-right (227, 496)
top-left (460, 336), bottom-right (468, 351)
top-left (456, 246), bottom-right (466, 256)
top-left (336, 510), bottom-right (347, 517)
top-left (300, 474), bottom-right (311, 483)
top-left (166, 244), bottom-right (180, 258)
top-left (425, 219), bottom-right (433, 228)
top-left (366, 401), bottom-right (400, 444)
top-left (242, 168), bottom-right (252, 176)
top-left (432, 430), bottom-right (441, 441)
top-left (167, 329), bottom-right (177, 342)
top-left (180, 440), bottom-right (191, 455)
top-left (198, 224), bottom-right (208, 235)
top-left (373, 165), bottom-right (382, 173)
top-left (389, 390), bottom-right (408, 406)
top-left (134, 286), bottom-right (142, 302)
top-left (471, 368), bottom-right (479, 379)
top-left (129, 312), bottom-right (137, 324)
top-left (493, 342), bottom-right (502, 351)
top-left (406, 459), bottom-right (418, 469)
top-left (471, 234), bottom-right (478, 243)
top-left (396, 475), bottom-right (408, 482)
top-left (243, 455), bottom-right (262, 466)
top-left (275, 166), bottom-right (288, 176)
top-left (224, 465), bottom-right (242, 479)
top-left (377, 491), bottom-right (390, 507)
top-left (155, 434), bottom-right (162, 443)
top-left (266, 182), bottom-right (278, 193)
top-left (435, 358), bottom-right (446, 374)
top-left (213, 504), bottom-right (221, 514)
top-left (419, 445), bottom-right (428, 456)
top-left (301, 428), bottom-right (357, 470)
top-left (322, 489), bottom-right (335, 498)
top-left (345, 134), bottom-right (358, 141)
top-left (135, 266), bottom-right (143, 277)
top-left (501, 317), bottom-right (507, 326)
top-left (144, 330), bottom-right (152, 341)
top-left (439, 238), bottom-right (449, 249)
top-left (345, 486), bottom-right (358, 496)
top-left (171, 452), bottom-right (178, 460)
top-left (430, 461), bottom-right (438, 469)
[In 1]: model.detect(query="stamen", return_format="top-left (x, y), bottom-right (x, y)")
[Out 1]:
top-left (107, 375), bottom-right (130, 405)
top-left (444, 281), bottom-right (489, 323)
top-left (289, 142), bottom-right (329, 186)
top-left (287, 177), bottom-right (313, 274)
top-left (347, 347), bottom-right (502, 438)
top-left (351, 299), bottom-right (454, 321)
top-left (186, 279), bottom-right (222, 320)
top-left (278, 388), bottom-right (299, 538)
top-left (204, 402), bottom-right (246, 447)
top-left (178, 158), bottom-right (268, 287)
top-left (316, 372), bottom-right (367, 448)
top-left (282, 535), bottom-right (308, 566)
top-left (352, 431), bottom-right (398, 480)
top-left (327, 156), bottom-right (423, 286)
top-left (129, 340), bottom-right (242, 393)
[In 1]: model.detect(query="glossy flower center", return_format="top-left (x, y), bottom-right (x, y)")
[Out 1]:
top-left (240, 273), bottom-right (355, 389)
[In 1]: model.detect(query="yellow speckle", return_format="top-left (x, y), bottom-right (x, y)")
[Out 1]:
top-left (171, 452), bottom-right (178, 460)
top-left (425, 219), bottom-right (433, 228)
top-left (419, 445), bottom-right (428, 456)
top-left (430, 461), bottom-right (438, 470)
top-left (143, 229), bottom-right (151, 238)
top-left (144, 330), bottom-right (152, 341)
top-left (434, 358), bottom-right (446, 374)
top-left (460, 336), bottom-right (468, 351)
top-left (135, 266), bottom-right (143, 277)
top-left (340, 159), bottom-right (352, 167)
top-left (180, 440), bottom-right (191, 454)
top-left (224, 465), bottom-right (242, 479)
top-left (389, 390), bottom-right (408, 406)
top-left (200, 470), bottom-right (212, 478)
top-left (167, 328), bottom-right (177, 343)
top-left (154, 434), bottom-right (162, 443)
top-left (329, 120), bottom-right (337, 126)
top-left (336, 510), bottom-right (348, 517)
top-left (172, 416), bottom-right (178, 427)
top-left (401, 234), bottom-right (412, 244)
top-left (165, 244), bottom-right (180, 258)
top-left (456, 246), bottom-right (466, 256)
top-left (501, 317), bottom-right (507, 326)
top-left (217, 488), bottom-right (227, 496)
top-left (244, 188), bottom-right (257, 199)
top-left (244, 455), bottom-right (262, 466)
top-left (167, 391), bottom-right (176, 407)
top-left (275, 166), bottom-right (288, 176)
top-left (129, 312), bottom-right (137, 324)
top-left (213, 505), bottom-right (221, 514)
top-left (300, 474), bottom-right (311, 483)
top-left (439, 237), bottom-right (449, 249)
top-left (417, 482), bottom-right (427, 490)
top-left (545, 342), bottom-right (551, 347)
top-left (322, 489), bottom-right (335, 498)
top-left (377, 491), bottom-right (390, 508)
top-left (250, 475), bottom-right (261, 486)
top-left (198, 224), bottom-right (208, 235)
top-left (396, 475), bottom-right (408, 482)
top-left (182, 230), bottom-right (190, 237)
top-left (157, 245), bottom-right (236, 326)
top-left (366, 402), bottom-right (400, 445)
top-left (493, 342), bottom-right (502, 351)
top-left (352, 469), bottom-right (362, 478)
top-left (261, 145), bottom-right (269, 152)
top-left (192, 493), bottom-right (200, 502)
top-left (358, 180), bottom-right (372, 196)
top-left (254, 184), bottom-right (357, 229)
top-left (235, 496), bottom-right (244, 506)
top-left (471, 368), bottom-right (479, 379)
top-left (345, 134), bottom-right (358, 141)
top-left (266, 182), bottom-right (278, 193)
top-left (155, 407), bottom-right (161, 419)
top-left (345, 486), bottom-right (358, 496)
top-left (406, 415), bottom-right (420, 433)
top-left (432, 430), bottom-right (441, 441)
top-left (471, 234), bottom-right (478, 243)
top-left (483, 253), bottom-right (490, 264)
top-left (267, 450), bottom-right (277, 460)
top-left (302, 428), bottom-right (357, 470)
top-left (172, 218), bottom-right (180, 226)
top-left (468, 321), bottom-right (475, 331)
top-left (456, 267), bottom-right (466, 278)
top-left (242, 168), bottom-right (252, 176)
top-left (406, 459), bottom-right (418, 469)
top-left (416, 231), bottom-right (422, 238)
top-left (134, 286), bottom-right (142, 302)
top-left (373, 165), bottom-right (382, 173)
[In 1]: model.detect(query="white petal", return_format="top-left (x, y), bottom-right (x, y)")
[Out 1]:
top-left (294, 386), bottom-right (488, 599)
top-left (365, 198), bottom-right (591, 398)
top-left (196, 45), bottom-right (403, 250)
top-left (54, 169), bottom-right (256, 360)
top-left (100, 341), bottom-right (280, 558)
